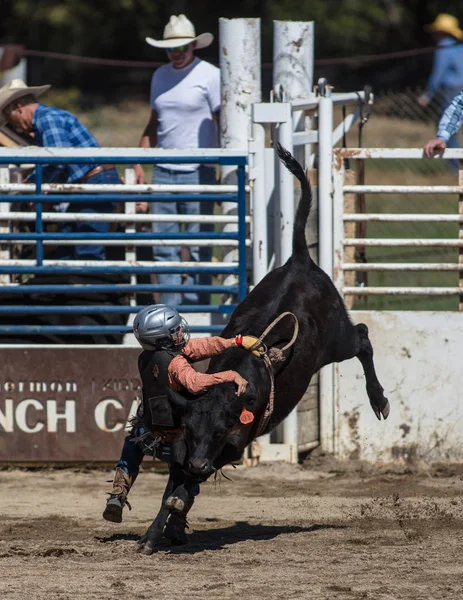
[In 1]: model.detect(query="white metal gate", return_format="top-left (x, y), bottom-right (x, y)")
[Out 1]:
top-left (329, 148), bottom-right (463, 463)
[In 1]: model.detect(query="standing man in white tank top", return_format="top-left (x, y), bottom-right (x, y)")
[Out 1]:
top-left (135, 15), bottom-right (220, 306)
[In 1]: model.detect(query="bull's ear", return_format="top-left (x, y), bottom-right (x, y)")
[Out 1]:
top-left (167, 388), bottom-right (188, 412)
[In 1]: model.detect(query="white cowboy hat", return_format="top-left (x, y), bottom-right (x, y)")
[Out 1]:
top-left (0, 79), bottom-right (50, 125)
top-left (146, 14), bottom-right (213, 50)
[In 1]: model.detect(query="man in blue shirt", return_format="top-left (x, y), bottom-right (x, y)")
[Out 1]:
top-left (424, 91), bottom-right (463, 159)
top-left (418, 14), bottom-right (463, 157)
top-left (0, 79), bottom-right (120, 260)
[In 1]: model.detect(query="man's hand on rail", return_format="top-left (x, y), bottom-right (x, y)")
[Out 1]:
top-left (424, 138), bottom-right (447, 158)
top-left (135, 164), bottom-right (145, 184)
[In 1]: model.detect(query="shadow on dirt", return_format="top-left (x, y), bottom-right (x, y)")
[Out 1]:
top-left (95, 532), bottom-right (140, 543)
top-left (169, 521), bottom-right (345, 554)
top-left (96, 521), bottom-right (346, 553)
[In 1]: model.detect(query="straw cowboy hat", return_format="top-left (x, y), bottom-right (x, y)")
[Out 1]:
top-left (425, 14), bottom-right (463, 40)
top-left (0, 79), bottom-right (50, 124)
top-left (146, 14), bottom-right (213, 50)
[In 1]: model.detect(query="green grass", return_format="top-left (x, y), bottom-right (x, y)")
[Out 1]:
top-left (350, 174), bottom-right (461, 310)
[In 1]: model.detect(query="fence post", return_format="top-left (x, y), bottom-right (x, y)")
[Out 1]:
top-left (276, 103), bottom-right (295, 267)
top-left (318, 79), bottom-right (335, 454)
top-left (124, 167), bottom-right (137, 311)
top-left (460, 160), bottom-right (463, 311)
top-left (219, 18), bottom-right (261, 295)
top-left (273, 20), bottom-right (314, 166)
top-left (249, 112), bottom-right (267, 285)
top-left (0, 167), bottom-right (11, 285)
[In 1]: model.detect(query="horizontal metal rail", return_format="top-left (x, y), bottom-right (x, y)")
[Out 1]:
top-left (344, 185), bottom-right (463, 194)
top-left (291, 90), bottom-right (366, 112)
top-left (3, 239), bottom-right (249, 247)
top-left (343, 287), bottom-right (463, 296)
top-left (344, 239), bottom-right (463, 247)
top-left (0, 265), bottom-right (239, 274)
top-left (0, 193), bottom-right (236, 203)
top-left (0, 259), bottom-right (234, 268)
top-left (0, 305), bottom-right (236, 314)
top-left (0, 284), bottom-right (239, 294)
top-left (343, 263), bottom-right (463, 271)
top-left (335, 147), bottom-right (463, 160)
top-left (0, 212), bottom-right (250, 224)
top-left (0, 232), bottom-right (239, 240)
top-left (0, 325), bottom-right (224, 334)
top-left (344, 214), bottom-right (463, 222)
top-left (0, 183), bottom-right (245, 194)
top-left (0, 147), bottom-right (248, 165)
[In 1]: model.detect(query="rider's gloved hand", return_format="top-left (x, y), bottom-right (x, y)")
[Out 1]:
top-left (233, 335), bottom-right (266, 358)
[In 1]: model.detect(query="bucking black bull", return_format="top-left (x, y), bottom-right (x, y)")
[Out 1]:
top-left (136, 144), bottom-right (390, 554)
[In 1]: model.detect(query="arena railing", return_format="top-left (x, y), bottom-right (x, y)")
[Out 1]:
top-left (333, 147), bottom-right (463, 310)
top-left (0, 147), bottom-right (249, 337)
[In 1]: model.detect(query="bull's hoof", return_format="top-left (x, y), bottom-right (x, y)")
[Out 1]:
top-left (139, 544), bottom-right (155, 556)
top-left (371, 398), bottom-right (390, 421)
top-left (381, 400), bottom-right (390, 420)
top-left (165, 495), bottom-right (186, 512)
top-left (136, 533), bottom-right (159, 555)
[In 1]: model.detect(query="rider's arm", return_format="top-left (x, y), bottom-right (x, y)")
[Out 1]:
top-left (168, 355), bottom-right (239, 395)
top-left (182, 336), bottom-right (234, 362)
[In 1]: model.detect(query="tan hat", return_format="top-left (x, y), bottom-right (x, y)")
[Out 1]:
top-left (146, 14), bottom-right (213, 50)
top-left (0, 79), bottom-right (50, 125)
top-left (425, 13), bottom-right (463, 40)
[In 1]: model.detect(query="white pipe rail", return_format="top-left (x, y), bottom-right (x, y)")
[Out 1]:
top-left (0, 259), bottom-right (238, 268)
top-left (4, 239), bottom-right (250, 247)
top-left (343, 287), bottom-right (463, 295)
top-left (0, 183), bottom-right (246, 194)
top-left (343, 263), bottom-right (463, 271)
top-left (335, 147), bottom-right (463, 160)
top-left (0, 147), bottom-right (247, 159)
top-left (344, 214), bottom-right (463, 222)
top-left (344, 185), bottom-right (463, 194)
top-left (344, 239), bottom-right (463, 247)
top-left (291, 90), bottom-right (367, 112)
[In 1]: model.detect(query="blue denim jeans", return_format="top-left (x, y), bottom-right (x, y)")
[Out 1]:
top-left (116, 425), bottom-right (200, 498)
top-left (151, 165), bottom-right (216, 305)
top-left (57, 168), bottom-right (120, 260)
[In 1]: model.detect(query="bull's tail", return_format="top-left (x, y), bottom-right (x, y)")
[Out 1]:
top-left (275, 143), bottom-right (312, 261)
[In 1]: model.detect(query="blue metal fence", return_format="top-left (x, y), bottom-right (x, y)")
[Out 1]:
top-left (0, 151), bottom-right (248, 338)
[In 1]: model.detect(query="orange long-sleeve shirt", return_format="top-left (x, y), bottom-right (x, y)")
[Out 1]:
top-left (168, 336), bottom-right (237, 394)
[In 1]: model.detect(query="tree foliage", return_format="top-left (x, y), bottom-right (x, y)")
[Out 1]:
top-left (1, 0), bottom-right (463, 97)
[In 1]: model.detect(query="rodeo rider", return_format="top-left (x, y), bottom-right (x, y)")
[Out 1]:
top-left (103, 304), bottom-right (265, 530)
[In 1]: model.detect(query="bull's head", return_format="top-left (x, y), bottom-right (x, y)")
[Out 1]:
top-left (168, 383), bottom-right (256, 478)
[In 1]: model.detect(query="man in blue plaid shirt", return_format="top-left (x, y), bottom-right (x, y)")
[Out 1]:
top-left (0, 79), bottom-right (120, 261)
top-left (424, 91), bottom-right (463, 160)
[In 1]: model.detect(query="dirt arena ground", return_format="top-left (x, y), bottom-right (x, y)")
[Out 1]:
top-left (1, 456), bottom-right (463, 600)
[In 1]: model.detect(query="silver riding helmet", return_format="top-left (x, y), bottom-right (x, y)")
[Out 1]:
top-left (133, 304), bottom-right (190, 351)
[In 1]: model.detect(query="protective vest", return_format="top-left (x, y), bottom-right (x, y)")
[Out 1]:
top-left (138, 348), bottom-right (182, 430)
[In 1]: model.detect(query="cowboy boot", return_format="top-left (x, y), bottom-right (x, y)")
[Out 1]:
top-left (102, 468), bottom-right (134, 523)
top-left (163, 499), bottom-right (194, 545)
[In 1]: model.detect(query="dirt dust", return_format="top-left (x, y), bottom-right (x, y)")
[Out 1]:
top-left (1, 458), bottom-right (463, 599)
